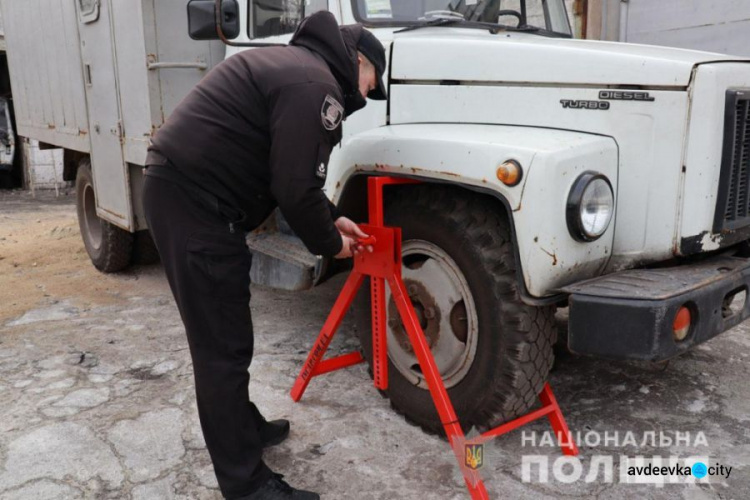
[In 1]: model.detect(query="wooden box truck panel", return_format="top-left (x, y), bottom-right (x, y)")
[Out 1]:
top-left (113, 0), bottom-right (225, 167)
top-left (1, 0), bottom-right (90, 153)
top-left (0, 0), bottom-right (224, 231)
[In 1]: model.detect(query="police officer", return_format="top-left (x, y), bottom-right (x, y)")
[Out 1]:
top-left (141, 11), bottom-right (386, 500)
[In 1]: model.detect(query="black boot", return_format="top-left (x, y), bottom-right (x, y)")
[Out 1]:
top-left (234, 472), bottom-right (320, 499)
top-left (249, 402), bottom-right (290, 448)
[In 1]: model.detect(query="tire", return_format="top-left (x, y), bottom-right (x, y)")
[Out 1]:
top-left (132, 230), bottom-right (160, 265)
top-left (75, 158), bottom-right (133, 272)
top-left (355, 185), bottom-right (556, 435)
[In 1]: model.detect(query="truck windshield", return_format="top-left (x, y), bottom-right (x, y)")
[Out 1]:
top-left (353, 0), bottom-right (573, 37)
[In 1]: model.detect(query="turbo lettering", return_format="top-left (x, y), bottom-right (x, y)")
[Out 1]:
top-left (560, 99), bottom-right (610, 110)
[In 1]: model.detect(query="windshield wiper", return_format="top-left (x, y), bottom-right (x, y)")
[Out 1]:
top-left (395, 18), bottom-right (501, 34)
top-left (515, 24), bottom-right (542, 33)
top-left (395, 18), bottom-right (543, 35)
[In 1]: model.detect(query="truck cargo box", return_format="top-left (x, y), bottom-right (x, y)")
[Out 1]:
top-left (0, 0), bottom-right (224, 230)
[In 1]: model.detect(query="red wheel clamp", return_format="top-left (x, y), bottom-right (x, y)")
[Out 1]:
top-left (290, 176), bottom-right (578, 499)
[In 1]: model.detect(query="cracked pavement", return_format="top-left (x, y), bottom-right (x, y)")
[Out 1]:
top-left (0, 191), bottom-right (748, 499)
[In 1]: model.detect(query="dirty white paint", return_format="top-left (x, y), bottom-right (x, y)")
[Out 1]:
top-left (700, 231), bottom-right (722, 252)
top-left (25, 141), bottom-right (65, 191)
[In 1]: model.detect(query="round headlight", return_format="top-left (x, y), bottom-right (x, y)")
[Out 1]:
top-left (567, 172), bottom-right (614, 242)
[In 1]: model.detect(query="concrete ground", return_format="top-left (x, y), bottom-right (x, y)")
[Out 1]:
top-left (0, 191), bottom-right (748, 500)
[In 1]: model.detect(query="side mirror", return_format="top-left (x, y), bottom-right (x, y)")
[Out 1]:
top-left (187, 0), bottom-right (240, 40)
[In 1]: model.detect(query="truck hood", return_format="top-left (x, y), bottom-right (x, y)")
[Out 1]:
top-left (389, 29), bottom-right (750, 87)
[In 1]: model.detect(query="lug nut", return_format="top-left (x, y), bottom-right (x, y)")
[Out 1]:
top-left (424, 307), bottom-right (436, 319)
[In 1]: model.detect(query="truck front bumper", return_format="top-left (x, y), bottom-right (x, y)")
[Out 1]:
top-left (562, 255), bottom-right (750, 361)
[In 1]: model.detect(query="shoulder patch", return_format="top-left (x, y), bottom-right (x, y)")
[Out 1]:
top-left (321, 94), bottom-right (344, 131)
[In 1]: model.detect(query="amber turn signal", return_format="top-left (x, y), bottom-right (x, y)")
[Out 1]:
top-left (673, 306), bottom-right (691, 341)
top-left (497, 160), bottom-right (522, 186)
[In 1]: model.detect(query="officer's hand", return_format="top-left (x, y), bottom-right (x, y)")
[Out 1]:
top-left (334, 217), bottom-right (374, 254)
top-left (335, 235), bottom-right (357, 259)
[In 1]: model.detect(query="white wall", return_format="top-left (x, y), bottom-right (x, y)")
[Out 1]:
top-left (621, 0), bottom-right (750, 57)
top-left (590, 0), bottom-right (750, 57)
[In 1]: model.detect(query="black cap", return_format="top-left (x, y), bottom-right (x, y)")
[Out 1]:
top-left (356, 29), bottom-right (387, 100)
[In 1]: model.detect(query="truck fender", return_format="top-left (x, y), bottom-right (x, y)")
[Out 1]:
top-left (328, 123), bottom-right (620, 298)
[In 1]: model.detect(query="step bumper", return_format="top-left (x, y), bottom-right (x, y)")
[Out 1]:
top-left (562, 256), bottom-right (750, 361)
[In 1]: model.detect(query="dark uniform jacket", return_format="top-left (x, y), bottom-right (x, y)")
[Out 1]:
top-left (149, 12), bottom-right (366, 257)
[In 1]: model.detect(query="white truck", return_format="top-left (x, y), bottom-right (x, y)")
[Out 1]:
top-left (3, 0), bottom-right (750, 434)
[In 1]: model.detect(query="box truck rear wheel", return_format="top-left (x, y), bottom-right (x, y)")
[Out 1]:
top-left (355, 185), bottom-right (556, 434)
top-left (75, 158), bottom-right (133, 272)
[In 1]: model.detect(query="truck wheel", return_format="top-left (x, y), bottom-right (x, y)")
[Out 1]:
top-left (132, 230), bottom-right (160, 265)
top-left (75, 158), bottom-right (133, 272)
top-left (355, 185), bottom-right (556, 434)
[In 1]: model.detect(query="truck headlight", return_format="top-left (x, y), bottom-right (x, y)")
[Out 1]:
top-left (566, 172), bottom-right (614, 242)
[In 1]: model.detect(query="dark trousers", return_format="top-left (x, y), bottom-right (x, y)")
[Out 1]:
top-left (142, 173), bottom-right (272, 498)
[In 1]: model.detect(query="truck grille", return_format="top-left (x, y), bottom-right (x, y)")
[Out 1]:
top-left (715, 90), bottom-right (750, 232)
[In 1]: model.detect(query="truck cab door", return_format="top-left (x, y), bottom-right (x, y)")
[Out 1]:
top-left (76, 0), bottom-right (132, 231)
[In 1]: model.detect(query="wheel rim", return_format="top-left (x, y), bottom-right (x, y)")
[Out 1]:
top-left (82, 182), bottom-right (103, 251)
top-left (385, 240), bottom-right (479, 389)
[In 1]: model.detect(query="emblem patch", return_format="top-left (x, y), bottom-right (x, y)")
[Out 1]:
top-left (315, 161), bottom-right (327, 180)
top-left (321, 94), bottom-right (344, 131)
top-left (465, 443), bottom-right (484, 471)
